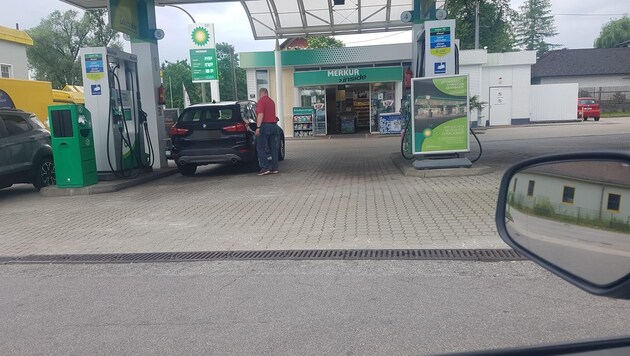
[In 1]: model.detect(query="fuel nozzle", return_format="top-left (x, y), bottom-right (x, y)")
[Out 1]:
top-left (139, 110), bottom-right (148, 124)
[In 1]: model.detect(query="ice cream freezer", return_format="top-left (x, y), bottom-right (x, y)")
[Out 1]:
top-left (379, 113), bottom-right (403, 134)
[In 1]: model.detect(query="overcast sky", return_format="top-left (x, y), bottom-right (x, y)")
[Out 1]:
top-left (0, 1), bottom-right (628, 63)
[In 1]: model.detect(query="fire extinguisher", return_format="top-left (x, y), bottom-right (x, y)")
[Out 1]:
top-left (404, 67), bottom-right (413, 89)
top-left (158, 85), bottom-right (166, 106)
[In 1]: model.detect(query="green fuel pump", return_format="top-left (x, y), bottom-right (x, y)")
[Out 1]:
top-left (49, 104), bottom-right (98, 188)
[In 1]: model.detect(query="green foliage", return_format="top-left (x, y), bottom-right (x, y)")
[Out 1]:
top-left (611, 92), bottom-right (627, 105)
top-left (162, 59), bottom-right (201, 110)
top-left (26, 9), bottom-right (122, 89)
top-left (594, 16), bottom-right (630, 48)
top-left (446, 0), bottom-right (516, 52)
top-left (533, 198), bottom-right (554, 216)
top-left (469, 95), bottom-right (487, 112)
top-left (215, 42), bottom-right (247, 101)
top-left (514, 0), bottom-right (559, 57)
top-left (306, 36), bottom-right (344, 49)
top-left (162, 42), bottom-right (248, 110)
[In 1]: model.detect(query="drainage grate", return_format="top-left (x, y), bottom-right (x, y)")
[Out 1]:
top-left (0, 249), bottom-right (525, 264)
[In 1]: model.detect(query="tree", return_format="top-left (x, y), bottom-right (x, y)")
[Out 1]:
top-left (306, 36), bottom-right (344, 49)
top-left (215, 42), bottom-right (247, 101)
top-left (594, 16), bottom-right (630, 48)
top-left (514, 0), bottom-right (559, 57)
top-left (26, 10), bottom-right (122, 89)
top-left (162, 59), bottom-right (201, 110)
top-left (446, 0), bottom-right (516, 52)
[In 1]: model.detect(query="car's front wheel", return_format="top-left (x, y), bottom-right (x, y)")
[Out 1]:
top-left (32, 157), bottom-right (55, 190)
top-left (178, 164), bottom-right (197, 176)
top-left (594, 117), bottom-right (600, 122)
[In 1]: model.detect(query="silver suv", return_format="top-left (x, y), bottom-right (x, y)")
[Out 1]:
top-left (0, 109), bottom-right (55, 190)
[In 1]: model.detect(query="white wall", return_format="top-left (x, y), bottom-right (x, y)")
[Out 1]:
top-left (0, 41), bottom-right (29, 79)
top-left (530, 83), bottom-right (578, 122)
top-left (482, 64), bottom-right (533, 124)
top-left (539, 75), bottom-right (630, 88)
top-left (460, 64), bottom-right (483, 125)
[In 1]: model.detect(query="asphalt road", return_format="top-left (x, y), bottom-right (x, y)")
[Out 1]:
top-left (2, 260), bottom-right (630, 355)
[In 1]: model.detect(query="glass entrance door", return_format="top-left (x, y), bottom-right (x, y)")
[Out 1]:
top-left (299, 87), bottom-right (327, 136)
top-left (370, 82), bottom-right (396, 134)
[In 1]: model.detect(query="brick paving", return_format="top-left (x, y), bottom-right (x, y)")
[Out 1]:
top-left (1, 118), bottom-right (629, 256)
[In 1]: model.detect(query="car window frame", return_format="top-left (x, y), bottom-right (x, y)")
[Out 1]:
top-left (2, 113), bottom-right (32, 136)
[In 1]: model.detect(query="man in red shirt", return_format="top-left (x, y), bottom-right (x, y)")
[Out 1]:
top-left (255, 88), bottom-right (280, 175)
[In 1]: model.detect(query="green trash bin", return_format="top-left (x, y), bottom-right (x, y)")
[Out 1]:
top-left (49, 104), bottom-right (98, 188)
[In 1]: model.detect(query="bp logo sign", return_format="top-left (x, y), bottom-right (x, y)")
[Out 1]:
top-left (191, 26), bottom-right (210, 47)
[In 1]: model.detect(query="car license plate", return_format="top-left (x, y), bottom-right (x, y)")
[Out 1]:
top-left (585, 107), bottom-right (591, 110)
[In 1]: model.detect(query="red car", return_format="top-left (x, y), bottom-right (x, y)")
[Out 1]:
top-left (577, 97), bottom-right (600, 121)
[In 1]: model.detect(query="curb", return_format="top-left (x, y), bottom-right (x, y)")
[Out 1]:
top-left (390, 153), bottom-right (494, 177)
top-left (40, 168), bottom-right (178, 197)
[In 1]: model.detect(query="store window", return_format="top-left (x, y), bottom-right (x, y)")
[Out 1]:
top-left (562, 186), bottom-right (575, 204)
top-left (607, 193), bottom-right (621, 211)
top-left (1, 64), bottom-right (12, 78)
top-left (256, 70), bottom-right (269, 93)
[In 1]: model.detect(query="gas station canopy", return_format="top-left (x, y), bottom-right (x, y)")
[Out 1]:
top-left (61, 0), bottom-right (414, 40)
top-left (241, 0), bottom-right (413, 39)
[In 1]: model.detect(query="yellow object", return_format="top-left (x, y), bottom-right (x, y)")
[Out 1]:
top-left (0, 25), bottom-right (33, 46)
top-left (0, 78), bottom-right (85, 126)
top-left (52, 85), bottom-right (85, 105)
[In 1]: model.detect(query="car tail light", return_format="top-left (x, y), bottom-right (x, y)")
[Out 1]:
top-left (170, 125), bottom-right (189, 137)
top-left (223, 122), bottom-right (247, 133)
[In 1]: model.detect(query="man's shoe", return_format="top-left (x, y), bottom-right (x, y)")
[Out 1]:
top-left (271, 170), bottom-right (279, 174)
top-left (257, 169), bottom-right (271, 176)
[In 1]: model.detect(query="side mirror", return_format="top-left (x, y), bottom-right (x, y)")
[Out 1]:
top-left (496, 152), bottom-right (630, 299)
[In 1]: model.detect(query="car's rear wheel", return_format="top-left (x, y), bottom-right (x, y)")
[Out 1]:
top-left (178, 164), bottom-right (197, 176)
top-left (594, 117), bottom-right (600, 121)
top-left (32, 157), bottom-right (55, 190)
top-left (278, 138), bottom-right (285, 161)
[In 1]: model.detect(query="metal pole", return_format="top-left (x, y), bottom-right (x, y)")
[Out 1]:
top-left (230, 46), bottom-right (238, 100)
top-left (474, 1), bottom-right (480, 49)
top-left (201, 83), bottom-right (206, 103)
top-left (274, 38), bottom-right (284, 132)
top-left (160, 4), bottom-right (196, 23)
top-left (169, 76), bottom-right (173, 108)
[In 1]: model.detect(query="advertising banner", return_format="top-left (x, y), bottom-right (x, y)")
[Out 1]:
top-left (424, 19), bottom-right (456, 76)
top-left (108, 0), bottom-right (140, 38)
top-left (411, 74), bottom-right (469, 155)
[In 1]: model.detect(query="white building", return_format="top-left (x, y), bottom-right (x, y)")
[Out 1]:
top-left (240, 44), bottom-right (566, 137)
top-left (0, 25), bottom-right (32, 80)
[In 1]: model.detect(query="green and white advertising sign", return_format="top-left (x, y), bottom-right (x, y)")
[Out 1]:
top-left (411, 74), bottom-right (469, 155)
top-left (188, 24), bottom-right (219, 82)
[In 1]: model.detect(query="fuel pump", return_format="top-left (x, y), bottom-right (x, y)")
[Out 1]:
top-left (402, 2), bottom-right (483, 167)
top-left (79, 47), bottom-right (154, 178)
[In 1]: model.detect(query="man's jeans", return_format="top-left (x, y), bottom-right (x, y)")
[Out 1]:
top-left (257, 123), bottom-right (279, 171)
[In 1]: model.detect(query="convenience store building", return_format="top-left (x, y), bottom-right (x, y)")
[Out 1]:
top-left (239, 43), bottom-right (539, 137)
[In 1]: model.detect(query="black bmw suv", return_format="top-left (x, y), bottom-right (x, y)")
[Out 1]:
top-left (0, 108), bottom-right (55, 190)
top-left (169, 100), bottom-right (285, 176)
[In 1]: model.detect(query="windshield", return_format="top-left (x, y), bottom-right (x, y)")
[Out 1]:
top-left (2, 1), bottom-right (630, 355)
